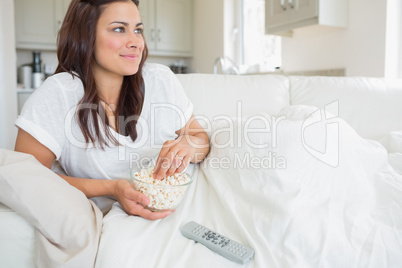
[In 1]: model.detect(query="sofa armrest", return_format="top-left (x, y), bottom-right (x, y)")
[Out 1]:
top-left (0, 202), bottom-right (36, 266)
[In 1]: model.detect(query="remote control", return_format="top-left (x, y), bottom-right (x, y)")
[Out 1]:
top-left (181, 221), bottom-right (255, 264)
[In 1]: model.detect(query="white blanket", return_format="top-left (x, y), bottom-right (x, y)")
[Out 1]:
top-left (95, 106), bottom-right (402, 268)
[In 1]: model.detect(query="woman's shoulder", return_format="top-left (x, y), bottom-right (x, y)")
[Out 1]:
top-left (142, 63), bottom-right (174, 79)
top-left (45, 72), bottom-right (84, 92)
top-left (27, 72), bottom-right (84, 107)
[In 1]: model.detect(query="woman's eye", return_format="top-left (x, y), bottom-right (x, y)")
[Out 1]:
top-left (113, 27), bottom-right (125, 33)
top-left (134, 28), bottom-right (144, 35)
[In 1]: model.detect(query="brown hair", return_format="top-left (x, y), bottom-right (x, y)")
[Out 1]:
top-left (55, 0), bottom-right (147, 147)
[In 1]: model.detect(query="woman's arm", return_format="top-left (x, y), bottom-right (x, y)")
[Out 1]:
top-left (14, 128), bottom-right (171, 220)
top-left (153, 115), bottom-right (210, 180)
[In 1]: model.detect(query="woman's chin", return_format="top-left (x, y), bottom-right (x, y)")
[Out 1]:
top-left (123, 69), bottom-right (139, 76)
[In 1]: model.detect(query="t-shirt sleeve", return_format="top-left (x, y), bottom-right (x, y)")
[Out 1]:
top-left (15, 77), bottom-right (69, 159)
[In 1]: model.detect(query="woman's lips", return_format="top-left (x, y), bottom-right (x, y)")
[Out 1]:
top-left (121, 54), bottom-right (138, 60)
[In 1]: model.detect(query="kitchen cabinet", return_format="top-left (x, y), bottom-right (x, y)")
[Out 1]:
top-left (265, 0), bottom-right (348, 35)
top-left (140, 0), bottom-right (193, 57)
top-left (15, 0), bottom-right (71, 50)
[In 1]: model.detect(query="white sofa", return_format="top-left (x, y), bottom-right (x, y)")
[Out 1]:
top-left (1, 73), bottom-right (402, 267)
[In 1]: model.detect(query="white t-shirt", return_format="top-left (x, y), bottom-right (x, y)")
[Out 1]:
top-left (15, 63), bottom-right (193, 180)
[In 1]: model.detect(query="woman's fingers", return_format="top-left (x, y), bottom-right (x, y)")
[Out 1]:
top-left (154, 142), bottom-right (178, 179)
top-left (154, 151), bottom-right (188, 179)
top-left (124, 201), bottom-right (173, 220)
top-left (167, 152), bottom-right (190, 176)
top-left (153, 154), bottom-right (171, 180)
top-left (138, 209), bottom-right (173, 220)
top-left (117, 180), bottom-right (149, 205)
top-left (115, 180), bottom-right (173, 220)
top-left (153, 146), bottom-right (169, 176)
top-left (153, 138), bottom-right (194, 179)
top-left (176, 155), bottom-right (192, 174)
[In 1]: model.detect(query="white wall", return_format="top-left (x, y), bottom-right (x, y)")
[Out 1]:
top-left (191, 0), bottom-right (225, 73)
top-left (281, 0), bottom-right (388, 77)
top-left (0, 0), bottom-right (18, 149)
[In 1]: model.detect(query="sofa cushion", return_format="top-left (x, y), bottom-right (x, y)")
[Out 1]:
top-left (289, 76), bottom-right (402, 140)
top-left (0, 202), bottom-right (35, 267)
top-left (176, 74), bottom-right (290, 122)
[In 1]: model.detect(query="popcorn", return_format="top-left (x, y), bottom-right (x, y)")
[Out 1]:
top-left (131, 167), bottom-right (191, 211)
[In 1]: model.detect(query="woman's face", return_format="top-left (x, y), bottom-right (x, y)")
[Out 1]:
top-left (93, 1), bottom-right (144, 79)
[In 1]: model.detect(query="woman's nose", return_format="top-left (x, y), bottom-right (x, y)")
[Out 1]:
top-left (127, 32), bottom-right (142, 48)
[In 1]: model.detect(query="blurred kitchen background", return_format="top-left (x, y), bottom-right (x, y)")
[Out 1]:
top-left (1, 0), bottom-right (401, 149)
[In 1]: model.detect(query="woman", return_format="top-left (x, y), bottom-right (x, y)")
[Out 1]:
top-left (14, 0), bottom-right (210, 221)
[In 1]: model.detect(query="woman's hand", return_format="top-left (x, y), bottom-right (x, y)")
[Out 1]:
top-left (114, 179), bottom-right (172, 220)
top-left (153, 115), bottom-right (210, 180)
top-left (153, 136), bottom-right (194, 180)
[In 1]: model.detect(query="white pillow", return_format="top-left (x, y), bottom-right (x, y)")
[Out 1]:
top-left (290, 76), bottom-right (402, 140)
top-left (206, 104), bottom-right (388, 174)
top-left (0, 149), bottom-right (102, 267)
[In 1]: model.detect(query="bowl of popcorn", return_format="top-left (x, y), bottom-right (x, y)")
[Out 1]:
top-left (130, 167), bottom-right (193, 212)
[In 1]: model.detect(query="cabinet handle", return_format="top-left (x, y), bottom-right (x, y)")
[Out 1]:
top-left (280, 0), bottom-right (287, 11)
top-left (288, 0), bottom-right (294, 9)
top-left (157, 29), bottom-right (161, 42)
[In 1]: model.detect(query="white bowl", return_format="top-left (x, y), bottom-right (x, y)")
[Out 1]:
top-left (129, 168), bottom-right (193, 212)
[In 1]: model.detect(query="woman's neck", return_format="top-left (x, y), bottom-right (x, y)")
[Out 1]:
top-left (93, 68), bottom-right (123, 106)
top-left (94, 72), bottom-right (123, 132)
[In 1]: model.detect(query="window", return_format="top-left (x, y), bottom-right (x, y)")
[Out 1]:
top-left (385, 0), bottom-right (402, 78)
top-left (240, 0), bottom-right (281, 73)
